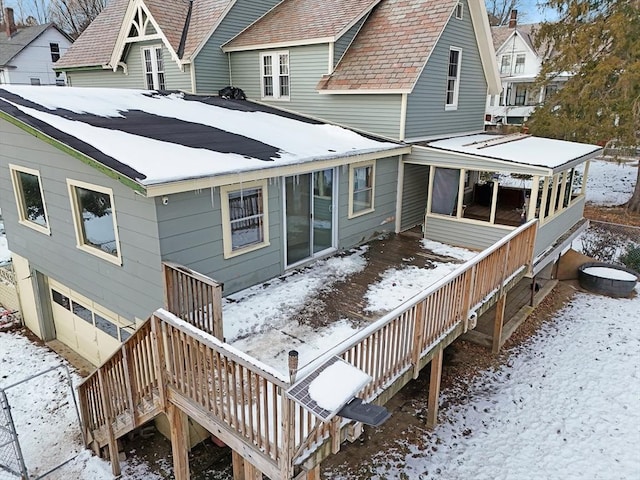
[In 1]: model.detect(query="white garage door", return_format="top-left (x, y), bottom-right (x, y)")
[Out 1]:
top-left (49, 279), bottom-right (134, 366)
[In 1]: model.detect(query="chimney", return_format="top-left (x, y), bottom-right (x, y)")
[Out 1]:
top-left (4, 8), bottom-right (17, 38)
top-left (508, 9), bottom-right (517, 29)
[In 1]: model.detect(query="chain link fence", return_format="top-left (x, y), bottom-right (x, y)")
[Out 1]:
top-left (576, 220), bottom-right (640, 273)
top-left (0, 390), bottom-right (27, 480)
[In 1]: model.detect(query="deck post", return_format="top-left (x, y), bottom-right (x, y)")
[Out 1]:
top-left (232, 450), bottom-right (245, 479)
top-left (244, 460), bottom-right (264, 480)
top-left (97, 369), bottom-right (120, 476)
top-left (304, 464), bottom-right (321, 480)
top-left (427, 346), bottom-right (443, 429)
top-left (412, 301), bottom-right (426, 379)
top-left (492, 293), bottom-right (507, 354)
top-left (167, 402), bottom-right (190, 480)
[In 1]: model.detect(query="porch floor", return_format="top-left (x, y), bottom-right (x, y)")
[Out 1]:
top-left (223, 233), bottom-right (478, 376)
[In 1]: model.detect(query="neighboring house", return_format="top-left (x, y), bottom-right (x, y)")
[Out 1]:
top-left (0, 8), bottom-right (73, 86)
top-left (485, 10), bottom-right (570, 126)
top-left (222, 0), bottom-right (501, 142)
top-left (54, 0), bottom-right (281, 93)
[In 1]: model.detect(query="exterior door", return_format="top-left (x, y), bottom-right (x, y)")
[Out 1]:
top-left (285, 169), bottom-right (335, 266)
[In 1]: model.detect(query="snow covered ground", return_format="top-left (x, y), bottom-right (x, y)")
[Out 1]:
top-left (0, 158), bottom-right (637, 479)
top-left (326, 285), bottom-right (640, 479)
top-left (586, 158), bottom-right (637, 206)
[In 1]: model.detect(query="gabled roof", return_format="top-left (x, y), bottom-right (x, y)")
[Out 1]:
top-left (223, 0), bottom-right (381, 51)
top-left (0, 86), bottom-right (408, 196)
top-left (55, 0), bottom-right (235, 70)
top-left (0, 23), bottom-right (72, 67)
top-left (316, 0), bottom-right (459, 93)
top-left (492, 23), bottom-right (540, 56)
top-left (53, 0), bottom-right (129, 69)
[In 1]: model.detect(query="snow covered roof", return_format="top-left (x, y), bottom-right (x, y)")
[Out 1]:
top-left (0, 86), bottom-right (406, 195)
top-left (425, 133), bottom-right (602, 174)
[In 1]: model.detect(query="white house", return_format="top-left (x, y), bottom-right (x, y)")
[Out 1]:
top-left (485, 11), bottom-right (569, 127)
top-left (0, 8), bottom-right (73, 86)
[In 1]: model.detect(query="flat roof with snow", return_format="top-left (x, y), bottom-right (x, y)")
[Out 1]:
top-left (425, 133), bottom-right (602, 174)
top-left (0, 86), bottom-right (406, 193)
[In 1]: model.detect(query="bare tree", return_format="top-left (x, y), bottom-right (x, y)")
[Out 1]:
top-left (49, 0), bottom-right (107, 37)
top-left (486, 0), bottom-right (523, 26)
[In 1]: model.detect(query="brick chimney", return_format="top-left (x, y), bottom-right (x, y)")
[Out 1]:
top-left (508, 9), bottom-right (517, 29)
top-left (4, 7), bottom-right (17, 38)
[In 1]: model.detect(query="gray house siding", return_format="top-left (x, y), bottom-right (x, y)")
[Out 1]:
top-left (424, 215), bottom-right (511, 251)
top-left (67, 40), bottom-right (192, 91)
top-left (0, 120), bottom-right (164, 322)
top-left (333, 16), bottom-right (368, 67)
top-left (338, 156), bottom-right (399, 248)
top-left (400, 163), bottom-right (430, 231)
top-left (157, 183), bottom-right (283, 296)
top-left (194, 0), bottom-right (281, 94)
top-left (535, 198), bottom-right (585, 258)
top-left (405, 0), bottom-right (487, 140)
top-left (229, 44), bottom-right (403, 139)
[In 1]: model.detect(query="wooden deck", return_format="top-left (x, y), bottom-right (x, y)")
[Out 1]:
top-left (77, 221), bottom-right (539, 480)
top-left (257, 232), bottom-right (471, 329)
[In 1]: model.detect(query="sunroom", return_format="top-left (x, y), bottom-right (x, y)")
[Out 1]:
top-left (401, 133), bottom-right (602, 274)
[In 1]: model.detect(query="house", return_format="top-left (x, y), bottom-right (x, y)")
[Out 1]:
top-left (222, 0), bottom-right (501, 142)
top-left (54, 0), bottom-right (281, 93)
top-left (0, 83), bottom-right (601, 480)
top-left (0, 8), bottom-right (73, 86)
top-left (485, 10), bottom-right (570, 126)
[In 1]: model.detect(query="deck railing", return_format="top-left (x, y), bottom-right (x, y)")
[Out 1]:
top-left (163, 261), bottom-right (223, 340)
top-left (290, 220), bottom-right (537, 460)
top-left (78, 220), bottom-right (537, 477)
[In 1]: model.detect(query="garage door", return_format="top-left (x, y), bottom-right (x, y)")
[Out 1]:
top-left (49, 279), bottom-right (134, 366)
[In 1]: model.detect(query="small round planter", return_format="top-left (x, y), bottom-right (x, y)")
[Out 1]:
top-left (578, 262), bottom-right (639, 298)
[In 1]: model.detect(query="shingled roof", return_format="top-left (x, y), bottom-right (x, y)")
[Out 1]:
top-left (317, 0), bottom-right (458, 92)
top-left (55, 0), bottom-right (234, 69)
top-left (492, 23), bottom-right (539, 53)
top-left (223, 0), bottom-right (381, 51)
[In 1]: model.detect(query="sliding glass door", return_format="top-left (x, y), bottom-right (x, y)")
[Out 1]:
top-left (285, 169), bottom-right (335, 266)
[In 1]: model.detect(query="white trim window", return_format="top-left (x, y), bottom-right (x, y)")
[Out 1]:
top-left (500, 54), bottom-right (511, 75)
top-left (67, 180), bottom-right (122, 264)
top-left (349, 161), bottom-right (375, 218)
top-left (514, 53), bottom-right (526, 74)
top-left (142, 46), bottom-right (165, 90)
top-left (220, 180), bottom-right (270, 258)
top-left (10, 164), bottom-right (50, 235)
top-left (445, 48), bottom-right (462, 110)
top-left (455, 2), bottom-right (463, 19)
top-left (260, 51), bottom-right (290, 100)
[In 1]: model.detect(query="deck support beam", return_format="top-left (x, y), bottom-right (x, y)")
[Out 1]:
top-left (167, 403), bottom-right (190, 480)
top-left (492, 293), bottom-right (507, 354)
top-left (427, 346), bottom-right (443, 429)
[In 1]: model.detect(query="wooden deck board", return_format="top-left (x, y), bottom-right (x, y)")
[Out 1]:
top-left (285, 233), bottom-right (470, 329)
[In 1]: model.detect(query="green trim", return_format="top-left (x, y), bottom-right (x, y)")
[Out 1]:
top-left (0, 111), bottom-right (146, 195)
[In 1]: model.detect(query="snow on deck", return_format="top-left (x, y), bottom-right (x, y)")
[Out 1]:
top-left (223, 235), bottom-right (476, 377)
